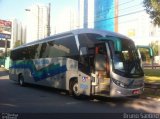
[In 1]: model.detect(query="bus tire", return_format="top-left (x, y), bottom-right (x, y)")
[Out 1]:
top-left (71, 80), bottom-right (81, 98)
top-left (18, 75), bottom-right (25, 86)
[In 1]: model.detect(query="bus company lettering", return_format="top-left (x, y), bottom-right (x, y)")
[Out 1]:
top-left (34, 59), bottom-right (49, 65)
top-left (33, 59), bottom-right (50, 70)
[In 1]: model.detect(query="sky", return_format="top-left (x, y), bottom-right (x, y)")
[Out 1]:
top-left (0, 0), bottom-right (78, 22)
top-left (0, 0), bottom-right (78, 35)
top-left (0, 0), bottom-right (158, 45)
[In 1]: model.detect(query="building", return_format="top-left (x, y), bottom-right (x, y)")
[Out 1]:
top-left (0, 18), bottom-right (26, 58)
top-left (78, 0), bottom-right (116, 31)
top-left (0, 19), bottom-right (12, 53)
top-left (118, 0), bottom-right (160, 45)
top-left (94, 0), bottom-right (116, 31)
top-left (25, 4), bottom-right (50, 43)
top-left (53, 8), bottom-right (78, 34)
top-left (78, 0), bottom-right (84, 28)
top-left (79, 0), bottom-right (160, 46)
top-left (11, 19), bottom-right (26, 49)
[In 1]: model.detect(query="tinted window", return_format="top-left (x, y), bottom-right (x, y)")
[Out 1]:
top-left (10, 36), bottom-right (78, 60)
top-left (10, 48), bottom-right (27, 60)
top-left (39, 36), bottom-right (78, 58)
top-left (27, 44), bottom-right (40, 59)
top-left (10, 44), bottom-right (40, 60)
top-left (78, 33), bottom-right (102, 48)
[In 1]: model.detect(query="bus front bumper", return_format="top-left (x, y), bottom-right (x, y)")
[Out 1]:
top-left (110, 80), bottom-right (144, 97)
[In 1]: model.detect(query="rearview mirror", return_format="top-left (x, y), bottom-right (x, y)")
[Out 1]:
top-left (136, 45), bottom-right (154, 58)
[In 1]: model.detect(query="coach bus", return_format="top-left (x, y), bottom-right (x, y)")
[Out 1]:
top-left (9, 29), bottom-right (145, 98)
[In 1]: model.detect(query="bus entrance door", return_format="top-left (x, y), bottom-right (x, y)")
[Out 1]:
top-left (94, 43), bottom-right (110, 96)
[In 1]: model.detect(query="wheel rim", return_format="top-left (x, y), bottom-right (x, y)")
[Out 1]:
top-left (20, 79), bottom-right (23, 85)
top-left (73, 83), bottom-right (79, 95)
top-left (19, 76), bottom-right (24, 86)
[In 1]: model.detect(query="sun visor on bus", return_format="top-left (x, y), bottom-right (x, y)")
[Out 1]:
top-left (96, 37), bottom-right (122, 52)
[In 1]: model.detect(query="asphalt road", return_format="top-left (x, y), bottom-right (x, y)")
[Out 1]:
top-left (0, 69), bottom-right (160, 118)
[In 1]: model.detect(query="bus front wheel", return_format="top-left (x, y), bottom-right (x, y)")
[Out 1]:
top-left (71, 80), bottom-right (80, 98)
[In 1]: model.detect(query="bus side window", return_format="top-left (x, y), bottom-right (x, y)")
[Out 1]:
top-left (34, 44), bottom-right (41, 59)
top-left (39, 43), bottom-right (47, 58)
top-left (79, 47), bottom-right (90, 74)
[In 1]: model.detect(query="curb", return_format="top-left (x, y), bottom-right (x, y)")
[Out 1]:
top-left (0, 68), bottom-right (9, 72)
top-left (140, 97), bottom-right (160, 102)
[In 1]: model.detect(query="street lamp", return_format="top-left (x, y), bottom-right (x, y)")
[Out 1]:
top-left (25, 9), bottom-right (30, 11)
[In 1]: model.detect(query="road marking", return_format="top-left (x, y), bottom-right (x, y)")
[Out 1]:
top-left (0, 103), bottom-right (16, 107)
top-left (66, 102), bottom-right (81, 105)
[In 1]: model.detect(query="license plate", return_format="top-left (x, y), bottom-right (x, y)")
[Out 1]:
top-left (132, 90), bottom-right (140, 94)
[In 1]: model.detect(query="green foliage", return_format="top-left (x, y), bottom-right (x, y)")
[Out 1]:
top-left (139, 48), bottom-right (151, 62)
top-left (14, 40), bottom-right (21, 48)
top-left (144, 69), bottom-right (160, 77)
top-left (143, 0), bottom-right (160, 26)
top-left (149, 41), bottom-right (159, 56)
top-left (0, 51), bottom-right (4, 58)
top-left (0, 50), bottom-right (10, 58)
top-left (7, 50), bottom-right (10, 57)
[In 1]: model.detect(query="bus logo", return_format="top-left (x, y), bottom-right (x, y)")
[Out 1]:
top-left (82, 76), bottom-right (88, 82)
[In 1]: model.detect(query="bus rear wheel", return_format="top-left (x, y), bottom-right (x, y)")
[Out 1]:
top-left (18, 75), bottom-right (25, 86)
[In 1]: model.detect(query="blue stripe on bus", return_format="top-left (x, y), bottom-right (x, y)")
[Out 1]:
top-left (10, 60), bottom-right (67, 82)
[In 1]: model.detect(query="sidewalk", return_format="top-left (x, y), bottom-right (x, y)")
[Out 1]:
top-left (143, 69), bottom-right (160, 99)
top-left (0, 67), bottom-right (8, 72)
top-left (141, 82), bottom-right (160, 101)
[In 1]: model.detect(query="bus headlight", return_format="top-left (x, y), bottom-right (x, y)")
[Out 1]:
top-left (112, 78), bottom-right (128, 88)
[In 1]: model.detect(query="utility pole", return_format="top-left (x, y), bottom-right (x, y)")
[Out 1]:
top-left (4, 38), bottom-right (8, 58)
top-left (115, 0), bottom-right (118, 32)
top-left (37, 5), bottom-right (40, 39)
top-left (158, 40), bottom-right (160, 56)
top-left (47, 3), bottom-right (51, 36)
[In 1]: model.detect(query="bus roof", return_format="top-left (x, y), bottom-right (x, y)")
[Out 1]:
top-left (12, 29), bottom-right (131, 51)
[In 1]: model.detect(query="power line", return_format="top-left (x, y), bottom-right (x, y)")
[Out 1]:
top-left (95, 4), bottom-right (142, 17)
top-left (76, 0), bottom-right (145, 28)
top-left (83, 9), bottom-right (144, 26)
top-left (94, 0), bottom-right (142, 16)
top-left (95, 3), bottom-right (143, 18)
top-left (94, 0), bottom-right (134, 14)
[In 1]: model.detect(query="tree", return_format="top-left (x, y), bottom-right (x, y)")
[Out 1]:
top-left (143, 0), bottom-right (160, 26)
top-left (0, 50), bottom-right (4, 58)
top-left (14, 40), bottom-right (21, 48)
top-left (149, 40), bottom-right (159, 56)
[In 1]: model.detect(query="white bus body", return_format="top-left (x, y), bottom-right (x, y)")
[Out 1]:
top-left (9, 29), bottom-right (144, 97)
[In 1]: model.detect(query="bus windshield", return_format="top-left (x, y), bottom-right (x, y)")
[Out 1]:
top-left (108, 37), bottom-right (144, 78)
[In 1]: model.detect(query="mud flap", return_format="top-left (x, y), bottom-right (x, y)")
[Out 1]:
top-left (78, 72), bottom-right (91, 96)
